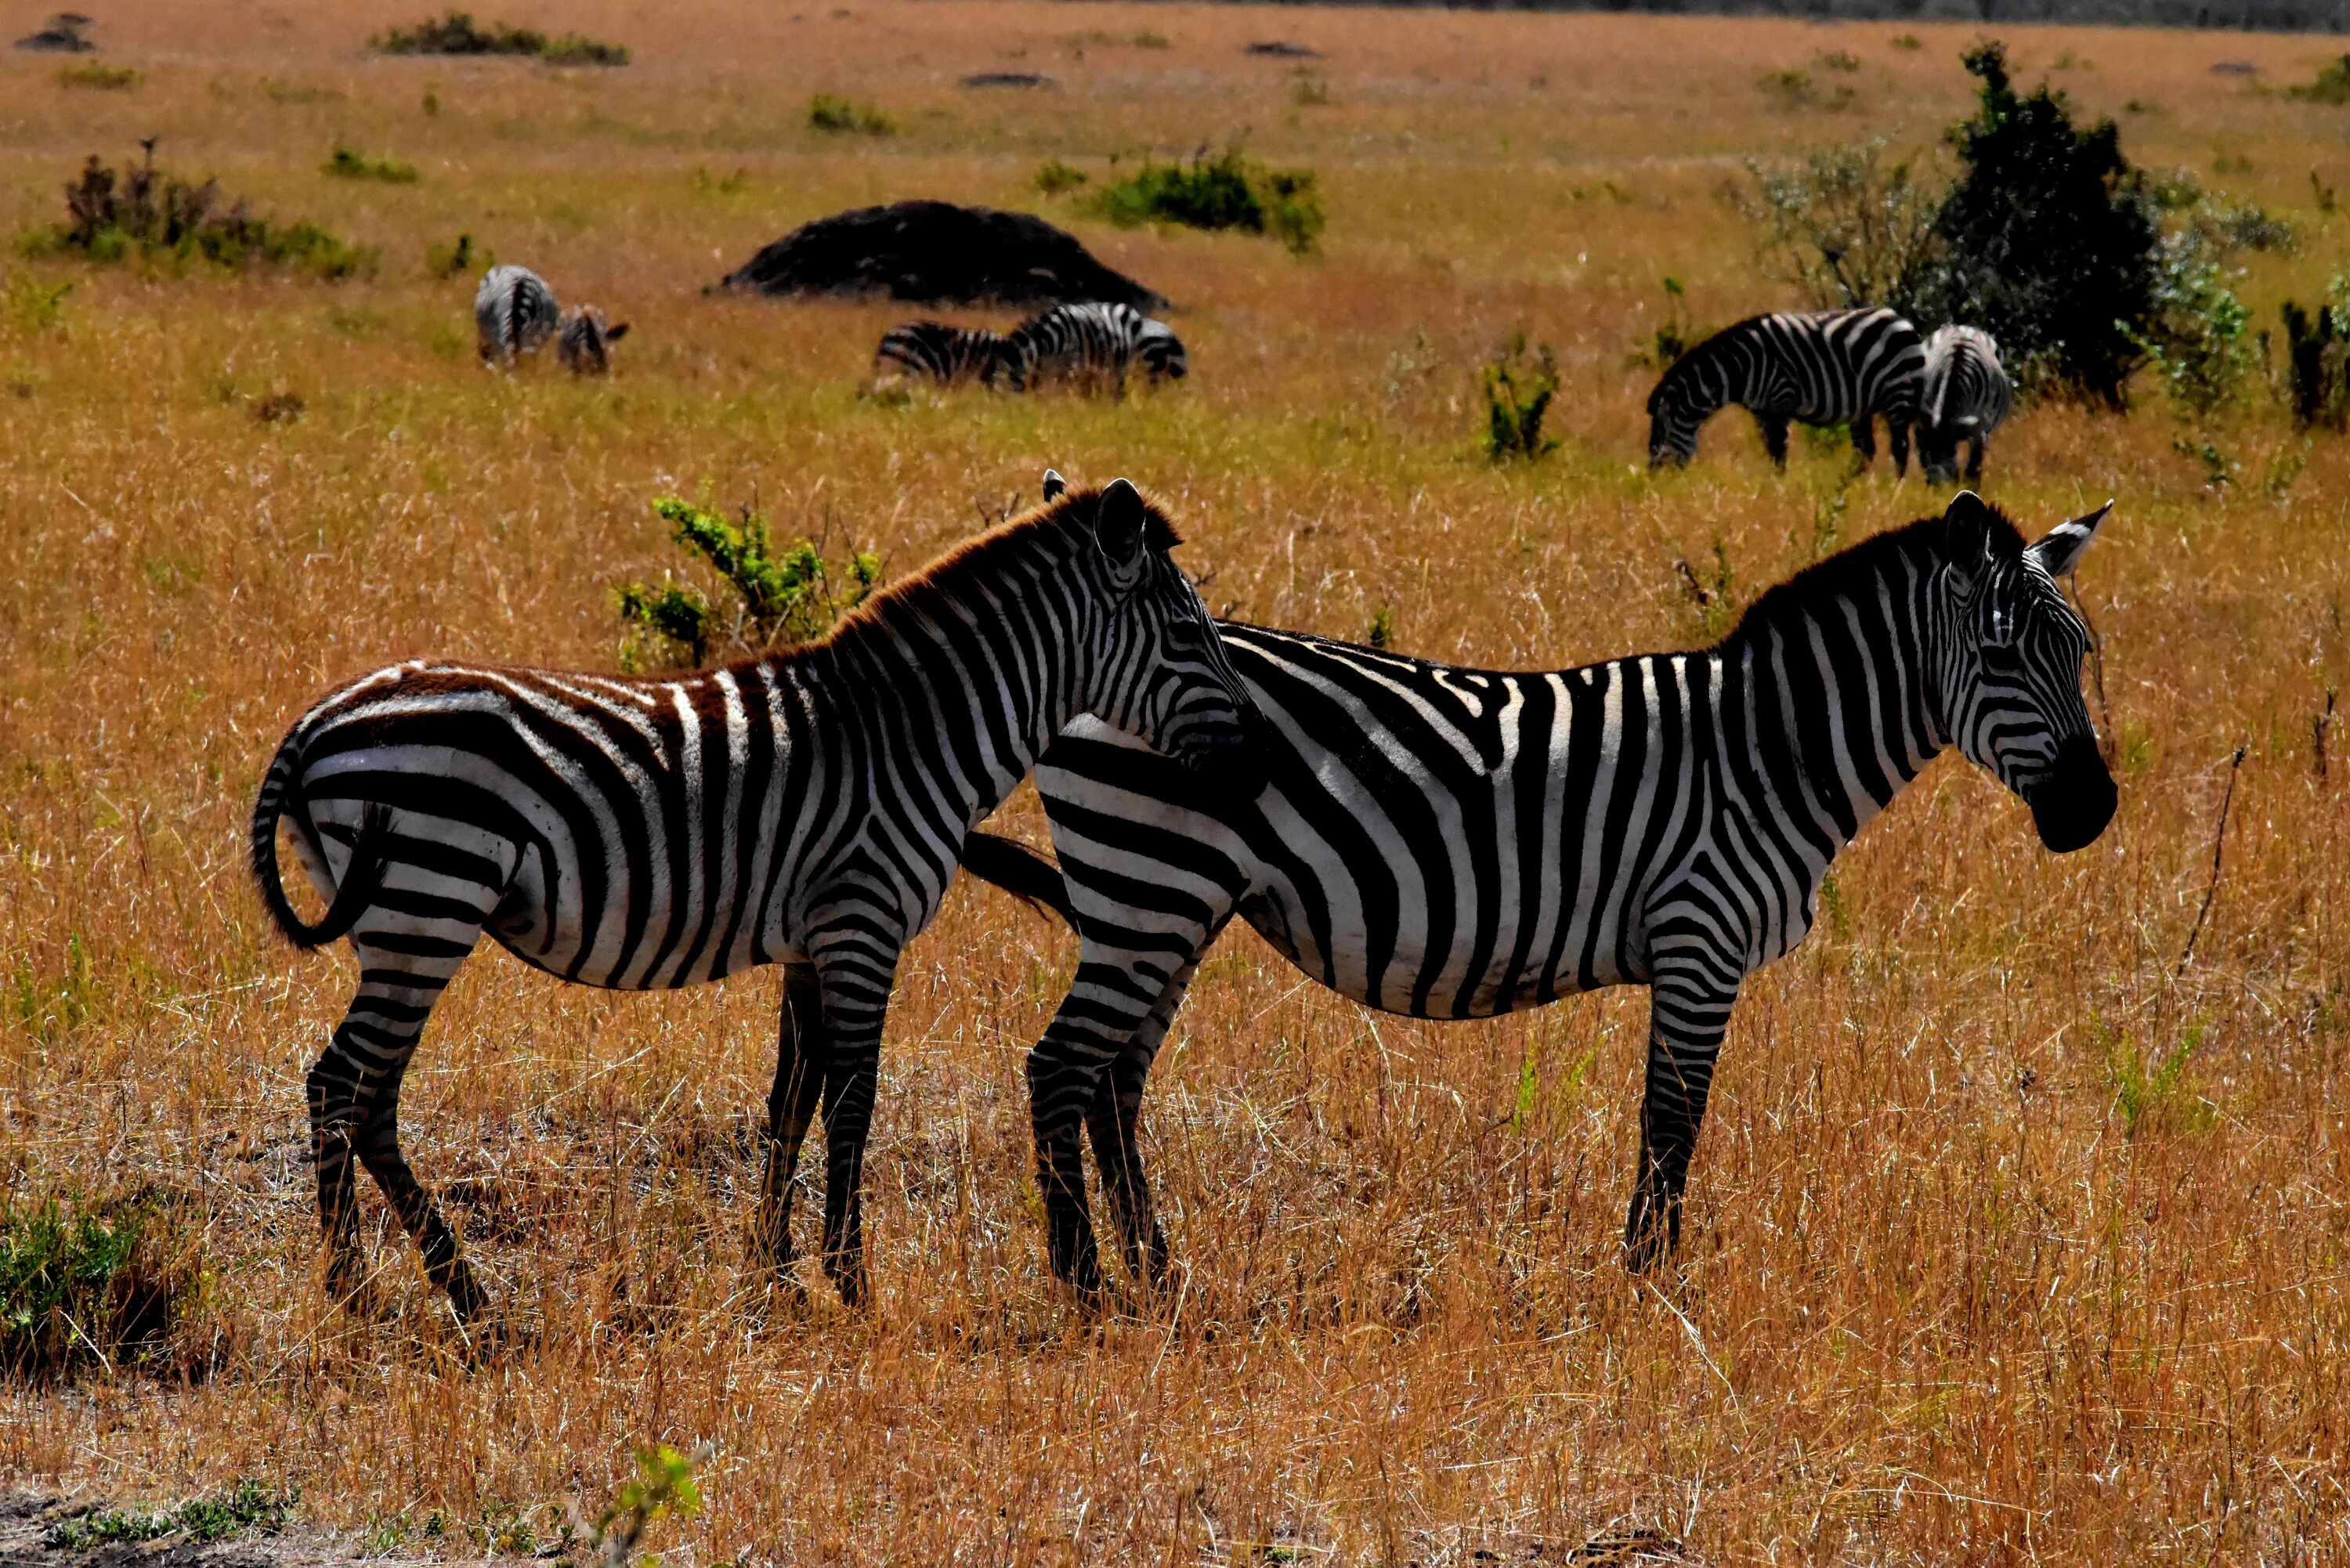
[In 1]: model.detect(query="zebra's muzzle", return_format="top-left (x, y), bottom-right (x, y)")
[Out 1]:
top-left (2025, 734), bottom-right (2117, 853)
top-left (1177, 719), bottom-right (1271, 801)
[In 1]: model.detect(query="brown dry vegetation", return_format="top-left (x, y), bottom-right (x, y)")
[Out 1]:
top-left (2, 2), bottom-right (2348, 1562)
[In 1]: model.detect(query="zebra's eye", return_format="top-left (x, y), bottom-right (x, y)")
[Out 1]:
top-left (1979, 641), bottom-right (2026, 675)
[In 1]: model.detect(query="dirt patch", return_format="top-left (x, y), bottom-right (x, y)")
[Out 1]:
top-left (715, 199), bottom-right (1167, 311)
top-left (0, 1495), bottom-right (497, 1568)
top-left (959, 70), bottom-right (1054, 88)
top-left (1244, 39), bottom-right (1320, 57)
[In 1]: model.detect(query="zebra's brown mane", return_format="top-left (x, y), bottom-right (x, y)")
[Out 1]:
top-left (1716, 505), bottom-right (2026, 653)
top-left (808, 483), bottom-right (1183, 654)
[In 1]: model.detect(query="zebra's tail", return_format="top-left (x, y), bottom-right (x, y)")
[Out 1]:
top-left (959, 830), bottom-right (1076, 927)
top-left (249, 747), bottom-right (393, 950)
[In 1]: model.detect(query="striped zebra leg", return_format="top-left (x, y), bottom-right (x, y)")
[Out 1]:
top-left (1849, 413), bottom-right (1878, 470)
top-left (748, 963), bottom-right (825, 1289)
top-left (1029, 948), bottom-right (1195, 1297)
top-left (1623, 946), bottom-right (1744, 1273)
top-left (804, 932), bottom-right (902, 1309)
top-left (1965, 434), bottom-right (1986, 482)
top-left (1755, 412), bottom-right (1791, 469)
top-left (1083, 932), bottom-right (1224, 1288)
top-left (1889, 417), bottom-right (1912, 478)
top-left (310, 928), bottom-right (490, 1319)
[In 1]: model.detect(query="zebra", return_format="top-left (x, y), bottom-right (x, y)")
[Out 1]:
top-left (870, 320), bottom-right (1009, 388)
top-left (249, 479), bottom-right (1260, 1323)
top-left (556, 305), bottom-right (631, 375)
top-left (474, 265), bottom-right (560, 365)
top-left (1000, 302), bottom-right (1188, 393)
top-left (962, 476), bottom-right (2117, 1297)
top-left (1916, 326), bottom-right (2014, 486)
top-left (1647, 308), bottom-right (1925, 474)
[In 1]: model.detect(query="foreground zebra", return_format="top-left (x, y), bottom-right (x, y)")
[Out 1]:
top-left (474, 265), bottom-right (560, 364)
top-left (1647, 308), bottom-right (1925, 473)
top-left (964, 479), bottom-right (2117, 1295)
top-left (870, 302), bottom-right (1188, 394)
top-left (556, 305), bottom-right (631, 375)
top-left (251, 480), bottom-right (1258, 1321)
top-left (1916, 326), bottom-right (2014, 485)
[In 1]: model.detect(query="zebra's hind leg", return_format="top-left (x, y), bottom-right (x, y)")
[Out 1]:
top-left (1623, 948), bottom-right (1743, 1274)
top-left (1085, 941), bottom-right (1218, 1292)
top-left (1756, 412), bottom-right (1791, 469)
top-left (353, 1056), bottom-right (490, 1324)
top-left (1965, 435), bottom-right (1986, 482)
top-left (1889, 417), bottom-right (1911, 478)
top-left (749, 963), bottom-right (825, 1292)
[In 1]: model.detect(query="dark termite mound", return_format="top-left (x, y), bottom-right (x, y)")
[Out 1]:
top-left (716, 200), bottom-right (1168, 312)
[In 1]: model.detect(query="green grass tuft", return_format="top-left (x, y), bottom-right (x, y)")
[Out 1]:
top-left (1090, 147), bottom-right (1325, 255)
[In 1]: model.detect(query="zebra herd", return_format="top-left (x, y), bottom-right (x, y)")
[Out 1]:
top-left (474, 264), bottom-right (630, 374)
top-left (255, 463), bottom-right (2117, 1321)
top-left (871, 301), bottom-right (1189, 396)
top-left (1647, 308), bottom-right (2016, 484)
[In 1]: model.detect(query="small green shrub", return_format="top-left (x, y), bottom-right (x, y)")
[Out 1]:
top-left (1289, 72), bottom-right (1331, 107)
top-left (2287, 54), bottom-right (2350, 103)
top-left (1, 1190), bottom-right (198, 1378)
top-left (46, 1482), bottom-right (298, 1551)
top-left (594, 1446), bottom-right (703, 1568)
top-left (1367, 606), bottom-right (1394, 649)
top-left (26, 153), bottom-right (374, 280)
top-left (2103, 1020), bottom-right (2215, 1138)
top-left (1480, 331), bottom-right (1560, 463)
top-left (617, 497), bottom-right (880, 670)
top-left (1817, 50), bottom-right (1862, 74)
top-left (6, 275), bottom-right (71, 333)
top-left (59, 62), bottom-right (138, 90)
top-left (373, 10), bottom-right (628, 64)
top-left (808, 93), bottom-right (893, 135)
top-left (1890, 33), bottom-right (1922, 49)
top-left (1091, 147), bottom-right (1325, 255)
top-left (323, 145), bottom-right (419, 183)
top-left (427, 230), bottom-right (487, 278)
top-left (1638, 275), bottom-right (1712, 371)
top-left (1759, 67), bottom-right (1852, 110)
top-left (1033, 158), bottom-right (1088, 196)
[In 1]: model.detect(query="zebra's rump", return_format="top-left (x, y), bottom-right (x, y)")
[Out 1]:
top-left (1920, 325), bottom-right (2012, 431)
top-left (474, 265), bottom-right (560, 363)
top-left (1003, 302), bottom-right (1188, 390)
top-left (269, 659), bottom-right (834, 992)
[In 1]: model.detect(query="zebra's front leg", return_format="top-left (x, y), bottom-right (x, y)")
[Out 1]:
top-left (1965, 435), bottom-right (1987, 483)
top-left (1756, 412), bottom-right (1791, 470)
top-left (1085, 943), bottom-right (1216, 1291)
top-left (1848, 414), bottom-right (1878, 471)
top-left (808, 943), bottom-right (901, 1308)
top-left (1624, 952), bottom-right (1743, 1274)
top-left (1889, 417), bottom-right (1911, 478)
top-left (749, 963), bottom-right (826, 1290)
top-left (1029, 953), bottom-right (1173, 1299)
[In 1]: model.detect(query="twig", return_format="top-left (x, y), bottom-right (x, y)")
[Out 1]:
top-left (2176, 742), bottom-right (2248, 978)
top-left (2066, 572), bottom-right (2115, 765)
top-left (2316, 688), bottom-right (2337, 780)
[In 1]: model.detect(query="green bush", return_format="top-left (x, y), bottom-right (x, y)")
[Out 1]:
top-left (617, 497), bottom-right (880, 670)
top-left (1, 1190), bottom-right (198, 1377)
top-left (26, 153), bottom-right (374, 280)
top-left (2287, 54), bottom-right (2350, 103)
top-left (59, 62), bottom-right (138, 90)
top-left (1091, 147), bottom-right (1325, 255)
top-left (1738, 139), bottom-right (1943, 312)
top-left (373, 10), bottom-right (628, 64)
top-left (45, 1482), bottom-right (297, 1550)
top-left (1034, 159), bottom-right (1088, 196)
top-left (1480, 332), bottom-right (1560, 462)
top-left (427, 230), bottom-right (488, 278)
top-left (808, 94), bottom-right (893, 135)
top-left (323, 145), bottom-right (419, 183)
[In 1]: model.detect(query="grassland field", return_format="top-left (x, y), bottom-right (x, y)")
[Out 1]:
top-left (2, 2), bottom-right (2349, 1562)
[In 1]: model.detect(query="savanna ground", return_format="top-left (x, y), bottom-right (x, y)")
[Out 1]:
top-left (2, 2), bottom-right (2348, 1561)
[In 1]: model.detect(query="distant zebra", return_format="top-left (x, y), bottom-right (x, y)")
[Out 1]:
top-left (870, 320), bottom-right (1009, 388)
top-left (557, 305), bottom-right (631, 375)
top-left (1648, 308), bottom-right (1925, 473)
top-left (250, 480), bottom-right (1258, 1322)
top-left (1002, 302), bottom-right (1188, 392)
top-left (964, 477), bottom-right (2117, 1297)
top-left (474, 265), bottom-right (560, 365)
top-left (1917, 326), bottom-right (2014, 485)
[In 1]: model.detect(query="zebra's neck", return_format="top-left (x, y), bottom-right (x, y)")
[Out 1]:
top-left (808, 530), bottom-right (1090, 829)
top-left (1714, 535), bottom-right (1948, 873)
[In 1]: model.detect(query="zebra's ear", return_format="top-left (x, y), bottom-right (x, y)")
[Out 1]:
top-left (606, 322), bottom-right (630, 342)
top-left (1042, 469), bottom-right (1067, 503)
top-left (1941, 490), bottom-right (1998, 591)
top-left (2026, 500), bottom-right (2113, 579)
top-left (1094, 479), bottom-right (1148, 573)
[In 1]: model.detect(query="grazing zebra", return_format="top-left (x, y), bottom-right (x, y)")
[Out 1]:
top-left (1916, 326), bottom-right (2014, 486)
top-left (1647, 308), bottom-right (1925, 474)
top-left (1001, 302), bottom-right (1188, 392)
top-left (964, 477), bottom-right (2117, 1297)
top-left (556, 305), bottom-right (631, 375)
top-left (870, 320), bottom-right (1008, 388)
top-left (473, 265), bottom-right (560, 365)
top-left (250, 480), bottom-right (1260, 1322)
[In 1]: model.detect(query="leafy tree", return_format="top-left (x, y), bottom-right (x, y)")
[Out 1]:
top-left (1921, 42), bottom-right (2160, 405)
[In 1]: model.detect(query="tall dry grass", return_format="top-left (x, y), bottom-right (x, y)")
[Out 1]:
top-left (0, 2), bottom-right (2346, 1560)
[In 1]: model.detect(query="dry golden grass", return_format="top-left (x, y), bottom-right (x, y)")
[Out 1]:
top-left (2, 2), bottom-right (2348, 1560)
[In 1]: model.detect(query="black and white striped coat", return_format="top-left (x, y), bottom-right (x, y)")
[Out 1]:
top-left (250, 482), bottom-right (1257, 1320)
top-left (1917, 326), bottom-right (2014, 485)
top-left (870, 321), bottom-right (1008, 387)
top-left (1647, 308), bottom-right (1926, 473)
top-left (556, 305), bottom-right (631, 375)
top-left (964, 484), bottom-right (2117, 1296)
top-left (474, 265), bottom-right (560, 364)
top-left (1000, 302), bottom-right (1188, 392)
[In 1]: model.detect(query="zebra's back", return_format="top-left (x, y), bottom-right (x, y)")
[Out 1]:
top-left (872, 320), bottom-right (1005, 385)
top-left (475, 265), bottom-right (560, 363)
top-left (1003, 302), bottom-right (1186, 391)
top-left (1747, 309), bottom-right (1926, 424)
